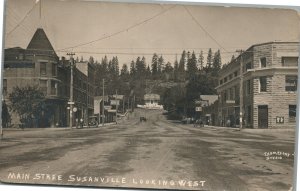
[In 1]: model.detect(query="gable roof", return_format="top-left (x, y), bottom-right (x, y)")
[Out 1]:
top-left (200, 95), bottom-right (218, 106)
top-left (26, 28), bottom-right (57, 56)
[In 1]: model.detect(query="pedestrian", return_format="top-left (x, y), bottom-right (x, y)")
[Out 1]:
top-left (226, 119), bottom-right (231, 127)
top-left (75, 118), bottom-right (78, 129)
top-left (80, 118), bottom-right (84, 128)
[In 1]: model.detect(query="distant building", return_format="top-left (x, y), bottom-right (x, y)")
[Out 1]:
top-left (199, 95), bottom-right (218, 125)
top-left (142, 94), bottom-right (163, 109)
top-left (94, 96), bottom-right (114, 124)
top-left (216, 42), bottom-right (299, 128)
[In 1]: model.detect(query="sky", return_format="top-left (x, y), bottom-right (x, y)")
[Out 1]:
top-left (4, 0), bottom-right (300, 66)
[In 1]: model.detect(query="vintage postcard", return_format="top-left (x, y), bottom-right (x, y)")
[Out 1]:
top-left (0, 0), bottom-right (299, 190)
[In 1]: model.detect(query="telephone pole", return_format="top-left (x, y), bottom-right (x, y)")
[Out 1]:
top-left (102, 79), bottom-right (105, 127)
top-left (236, 50), bottom-right (244, 130)
top-left (67, 52), bottom-right (75, 128)
top-left (115, 89), bottom-right (118, 124)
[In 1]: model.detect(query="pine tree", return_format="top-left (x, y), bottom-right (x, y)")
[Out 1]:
top-left (130, 60), bottom-right (136, 76)
top-left (101, 55), bottom-right (108, 77)
top-left (173, 58), bottom-right (179, 81)
top-left (141, 56), bottom-right (147, 77)
top-left (151, 53), bottom-right (159, 79)
top-left (146, 65), bottom-right (151, 79)
top-left (198, 51), bottom-right (204, 70)
top-left (108, 59), bottom-right (113, 76)
top-left (212, 49), bottom-right (222, 72)
top-left (231, 55), bottom-right (235, 62)
top-left (89, 56), bottom-right (94, 64)
top-left (178, 50), bottom-right (187, 81)
top-left (187, 51), bottom-right (198, 79)
top-left (114, 56), bottom-right (119, 76)
top-left (121, 64), bottom-right (128, 75)
top-left (206, 48), bottom-right (213, 69)
top-left (163, 62), bottom-right (174, 81)
top-left (120, 63), bottom-right (129, 81)
top-left (136, 56), bottom-right (147, 77)
top-left (158, 55), bottom-right (164, 74)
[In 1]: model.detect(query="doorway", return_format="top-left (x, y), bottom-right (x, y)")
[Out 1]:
top-left (258, 105), bottom-right (268, 128)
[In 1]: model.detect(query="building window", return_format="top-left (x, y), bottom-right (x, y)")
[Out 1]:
top-left (19, 53), bottom-right (24, 60)
top-left (229, 88), bottom-right (233, 100)
top-left (234, 71), bottom-right (238, 77)
top-left (51, 81), bottom-right (57, 95)
top-left (260, 57), bottom-right (267, 68)
top-left (224, 77), bottom-right (228, 83)
top-left (260, 76), bottom-right (267, 92)
top-left (247, 105), bottom-right (251, 124)
top-left (246, 80), bottom-right (251, 95)
top-left (232, 87), bottom-right (235, 100)
top-left (229, 74), bottom-right (233, 80)
top-left (285, 75), bottom-right (297, 91)
top-left (220, 79), bottom-right (223, 85)
top-left (3, 79), bottom-right (7, 96)
top-left (289, 105), bottom-right (296, 122)
top-left (227, 89), bottom-right (230, 101)
top-left (52, 63), bottom-right (57, 76)
top-left (40, 62), bottom-right (47, 75)
top-left (282, 57), bottom-right (298, 67)
top-left (40, 80), bottom-right (47, 95)
top-left (246, 62), bottom-right (252, 71)
top-left (223, 91), bottom-right (227, 102)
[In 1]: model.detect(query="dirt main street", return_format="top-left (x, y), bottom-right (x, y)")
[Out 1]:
top-left (0, 109), bottom-right (295, 191)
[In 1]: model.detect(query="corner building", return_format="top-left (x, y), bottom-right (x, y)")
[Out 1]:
top-left (216, 42), bottom-right (299, 129)
top-left (3, 28), bottom-right (69, 127)
top-left (3, 28), bottom-right (96, 127)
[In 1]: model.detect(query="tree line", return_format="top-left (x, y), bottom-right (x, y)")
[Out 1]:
top-left (91, 48), bottom-right (223, 119)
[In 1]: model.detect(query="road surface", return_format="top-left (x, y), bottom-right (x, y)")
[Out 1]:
top-left (0, 109), bottom-right (295, 191)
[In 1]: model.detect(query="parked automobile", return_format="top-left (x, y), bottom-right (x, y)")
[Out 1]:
top-left (88, 116), bottom-right (98, 127)
top-left (140, 117), bottom-right (147, 122)
top-left (181, 117), bottom-right (196, 124)
top-left (194, 119), bottom-right (204, 127)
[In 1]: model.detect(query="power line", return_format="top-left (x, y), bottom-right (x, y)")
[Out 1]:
top-left (6, 2), bottom-right (38, 36)
top-left (58, 5), bottom-right (177, 51)
top-left (69, 46), bottom-right (248, 50)
top-left (57, 50), bottom-right (238, 55)
top-left (16, 47), bottom-right (244, 57)
top-left (6, 7), bottom-right (33, 36)
top-left (183, 6), bottom-right (229, 53)
top-left (23, 48), bottom-right (239, 55)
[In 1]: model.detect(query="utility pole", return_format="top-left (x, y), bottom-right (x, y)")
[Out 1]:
top-left (128, 96), bottom-right (130, 110)
top-left (67, 52), bottom-right (75, 128)
top-left (116, 89), bottom-right (118, 124)
top-left (123, 96), bottom-right (125, 114)
top-left (0, 98), bottom-right (3, 139)
top-left (133, 94), bottom-right (135, 112)
top-left (102, 79), bottom-right (105, 127)
top-left (236, 50), bottom-right (244, 130)
top-left (39, 0), bottom-right (42, 20)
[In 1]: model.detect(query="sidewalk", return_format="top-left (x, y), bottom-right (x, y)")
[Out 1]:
top-left (203, 125), bottom-right (295, 137)
top-left (205, 125), bottom-right (295, 132)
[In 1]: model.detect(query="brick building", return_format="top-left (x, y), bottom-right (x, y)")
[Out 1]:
top-left (73, 61), bottom-right (95, 125)
top-left (3, 28), bottom-right (69, 127)
top-left (3, 28), bottom-right (95, 127)
top-left (216, 42), bottom-right (299, 129)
